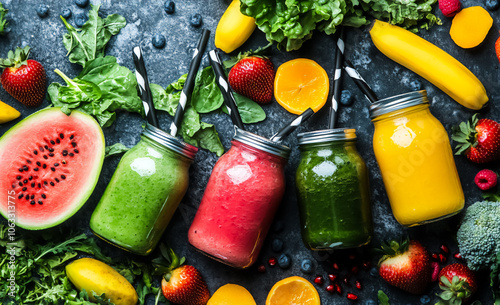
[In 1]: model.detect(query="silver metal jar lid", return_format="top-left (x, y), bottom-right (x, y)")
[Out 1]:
top-left (369, 90), bottom-right (429, 119)
top-left (142, 124), bottom-right (198, 160)
top-left (297, 128), bottom-right (357, 145)
top-left (233, 127), bottom-right (291, 159)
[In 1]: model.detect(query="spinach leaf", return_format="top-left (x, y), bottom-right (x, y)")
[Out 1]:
top-left (61, 4), bottom-right (126, 67)
top-left (222, 92), bottom-right (266, 124)
top-left (105, 143), bottom-right (130, 158)
top-left (0, 2), bottom-right (8, 36)
top-left (191, 66), bottom-right (224, 113)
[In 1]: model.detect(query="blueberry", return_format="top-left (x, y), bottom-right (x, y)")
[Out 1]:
top-left (271, 238), bottom-right (284, 252)
top-left (37, 5), bottom-right (49, 18)
top-left (75, 13), bottom-right (89, 27)
top-left (61, 8), bottom-right (72, 19)
top-left (300, 259), bottom-right (313, 274)
top-left (164, 0), bottom-right (175, 14)
top-left (364, 300), bottom-right (377, 305)
top-left (152, 34), bottom-right (166, 49)
top-left (340, 89), bottom-right (353, 106)
top-left (369, 267), bottom-right (378, 277)
top-left (409, 79), bottom-right (423, 91)
top-left (420, 295), bottom-right (431, 304)
top-left (74, 0), bottom-right (89, 8)
top-left (486, 0), bottom-right (500, 11)
top-left (277, 254), bottom-right (291, 269)
top-left (190, 13), bottom-right (203, 27)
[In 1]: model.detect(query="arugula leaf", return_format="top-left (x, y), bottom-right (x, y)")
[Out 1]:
top-left (191, 66), bottom-right (224, 113)
top-left (105, 143), bottom-right (130, 158)
top-left (61, 4), bottom-right (126, 67)
top-left (0, 2), bottom-right (8, 36)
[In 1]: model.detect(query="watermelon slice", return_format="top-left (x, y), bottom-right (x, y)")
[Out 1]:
top-left (0, 108), bottom-right (105, 230)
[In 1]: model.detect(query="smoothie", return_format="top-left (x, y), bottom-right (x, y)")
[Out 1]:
top-left (90, 126), bottom-right (196, 255)
top-left (188, 131), bottom-right (289, 268)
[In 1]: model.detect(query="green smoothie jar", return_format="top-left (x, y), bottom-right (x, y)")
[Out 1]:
top-left (296, 129), bottom-right (373, 250)
top-left (90, 124), bottom-right (198, 255)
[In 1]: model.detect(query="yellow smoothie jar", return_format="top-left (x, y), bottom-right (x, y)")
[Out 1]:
top-left (370, 91), bottom-right (464, 226)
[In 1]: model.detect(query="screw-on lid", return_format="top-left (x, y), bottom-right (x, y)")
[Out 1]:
top-left (369, 90), bottom-right (429, 119)
top-left (233, 127), bottom-right (291, 159)
top-left (297, 128), bottom-right (357, 145)
top-left (142, 124), bottom-right (198, 160)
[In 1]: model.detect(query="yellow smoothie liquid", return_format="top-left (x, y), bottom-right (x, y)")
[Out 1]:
top-left (371, 91), bottom-right (464, 226)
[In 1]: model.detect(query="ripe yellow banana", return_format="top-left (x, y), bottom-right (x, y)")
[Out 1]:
top-left (215, 0), bottom-right (256, 53)
top-left (369, 20), bottom-right (488, 110)
top-left (0, 100), bottom-right (20, 124)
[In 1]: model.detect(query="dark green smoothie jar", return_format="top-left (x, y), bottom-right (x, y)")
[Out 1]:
top-left (296, 128), bottom-right (373, 250)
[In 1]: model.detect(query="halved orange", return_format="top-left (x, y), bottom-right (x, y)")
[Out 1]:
top-left (266, 276), bottom-right (321, 305)
top-left (274, 58), bottom-right (329, 115)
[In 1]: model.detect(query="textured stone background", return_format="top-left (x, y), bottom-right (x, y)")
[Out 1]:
top-left (0, 0), bottom-right (499, 304)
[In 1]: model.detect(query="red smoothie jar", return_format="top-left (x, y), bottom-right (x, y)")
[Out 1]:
top-left (188, 127), bottom-right (291, 268)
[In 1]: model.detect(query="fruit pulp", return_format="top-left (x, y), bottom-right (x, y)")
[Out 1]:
top-left (188, 140), bottom-right (287, 268)
top-left (90, 136), bottom-right (192, 255)
top-left (372, 103), bottom-right (464, 226)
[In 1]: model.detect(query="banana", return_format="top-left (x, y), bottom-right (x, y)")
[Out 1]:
top-left (0, 100), bottom-right (20, 124)
top-left (215, 0), bottom-right (256, 53)
top-left (369, 20), bottom-right (488, 110)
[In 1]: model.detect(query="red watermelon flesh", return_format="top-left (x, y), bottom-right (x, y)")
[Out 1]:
top-left (0, 108), bottom-right (105, 230)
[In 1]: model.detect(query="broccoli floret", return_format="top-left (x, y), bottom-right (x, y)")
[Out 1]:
top-left (457, 201), bottom-right (500, 271)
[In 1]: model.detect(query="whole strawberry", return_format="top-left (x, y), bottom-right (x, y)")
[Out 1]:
top-left (157, 245), bottom-right (209, 305)
top-left (436, 263), bottom-right (477, 305)
top-left (452, 114), bottom-right (500, 163)
top-left (228, 55), bottom-right (274, 104)
top-left (0, 46), bottom-right (46, 107)
top-left (439, 0), bottom-right (461, 17)
top-left (378, 239), bottom-right (432, 294)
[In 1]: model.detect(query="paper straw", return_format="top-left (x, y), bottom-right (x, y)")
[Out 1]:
top-left (133, 46), bottom-right (159, 128)
top-left (270, 108), bottom-right (315, 142)
top-left (208, 49), bottom-right (245, 130)
top-left (169, 29), bottom-right (211, 136)
top-left (343, 59), bottom-right (378, 104)
top-left (328, 27), bottom-right (345, 129)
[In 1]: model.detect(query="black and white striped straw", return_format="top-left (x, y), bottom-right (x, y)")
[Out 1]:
top-left (133, 46), bottom-right (159, 128)
top-left (208, 49), bottom-right (245, 130)
top-left (270, 108), bottom-right (315, 142)
top-left (343, 59), bottom-right (378, 104)
top-left (328, 26), bottom-right (345, 129)
top-left (169, 29), bottom-right (211, 137)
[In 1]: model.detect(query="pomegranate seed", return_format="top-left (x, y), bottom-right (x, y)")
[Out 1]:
top-left (347, 293), bottom-right (358, 300)
top-left (328, 274), bottom-right (337, 282)
top-left (355, 280), bottom-right (362, 289)
top-left (351, 266), bottom-right (359, 274)
top-left (336, 283), bottom-right (342, 294)
top-left (257, 264), bottom-right (266, 273)
top-left (454, 252), bottom-right (463, 260)
top-left (326, 284), bottom-right (335, 293)
top-left (332, 262), bottom-right (340, 270)
top-left (431, 262), bottom-right (440, 282)
top-left (440, 244), bottom-right (450, 254)
top-left (268, 257), bottom-right (277, 266)
top-left (431, 253), bottom-right (439, 261)
top-left (438, 253), bottom-right (447, 264)
top-left (362, 261), bottom-right (371, 269)
top-left (314, 276), bottom-right (324, 285)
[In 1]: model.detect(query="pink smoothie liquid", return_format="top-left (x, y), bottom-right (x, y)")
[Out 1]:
top-left (188, 140), bottom-right (287, 268)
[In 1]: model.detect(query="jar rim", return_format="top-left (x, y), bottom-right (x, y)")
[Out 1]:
top-left (297, 128), bottom-right (357, 145)
top-left (142, 124), bottom-right (198, 160)
top-left (233, 127), bottom-right (291, 159)
top-left (369, 90), bottom-right (429, 119)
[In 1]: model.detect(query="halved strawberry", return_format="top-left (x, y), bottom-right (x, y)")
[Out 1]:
top-left (378, 239), bottom-right (432, 294)
top-left (436, 263), bottom-right (477, 304)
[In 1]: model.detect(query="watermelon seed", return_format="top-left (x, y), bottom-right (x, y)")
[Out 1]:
top-left (39, 146), bottom-right (44, 152)
top-left (62, 150), bottom-right (68, 156)
top-left (11, 184), bottom-right (15, 189)
top-left (43, 155), bottom-right (48, 160)
top-left (69, 153), bottom-right (74, 157)
top-left (43, 181), bottom-right (48, 185)
top-left (22, 187), bottom-right (27, 191)
top-left (31, 182), bottom-right (35, 187)
top-left (25, 197), bottom-right (29, 201)
top-left (70, 135), bottom-right (74, 140)
top-left (18, 194), bottom-right (23, 199)
top-left (37, 183), bottom-right (41, 188)
top-left (49, 153), bottom-right (54, 157)
top-left (50, 167), bottom-right (55, 172)
top-left (23, 166), bottom-right (28, 171)
top-left (44, 145), bottom-right (48, 150)
top-left (50, 182), bottom-right (55, 186)
top-left (38, 200), bottom-right (43, 205)
top-left (30, 195), bottom-right (34, 200)
top-left (62, 160), bottom-right (66, 164)
top-left (30, 201), bottom-right (35, 205)
top-left (50, 140), bottom-right (55, 145)
top-left (36, 161), bottom-right (41, 166)
top-left (18, 168), bottom-right (23, 172)
top-left (54, 163), bottom-right (59, 167)
top-left (71, 142), bottom-right (77, 147)
top-left (16, 176), bottom-right (21, 180)
top-left (56, 139), bottom-right (60, 144)
top-left (23, 179), bottom-right (27, 184)
top-left (74, 149), bottom-right (79, 153)
top-left (55, 178), bottom-right (60, 183)
top-left (19, 182), bottom-right (23, 187)
top-left (61, 175), bottom-right (66, 179)
top-left (29, 176), bottom-right (32, 180)
top-left (41, 194), bottom-right (46, 199)
top-left (26, 160), bottom-right (31, 164)
top-left (33, 150), bottom-right (38, 155)
top-left (34, 168), bottom-right (39, 171)
top-left (59, 133), bottom-right (64, 139)
top-left (48, 148), bottom-right (54, 152)
top-left (42, 164), bottom-right (47, 169)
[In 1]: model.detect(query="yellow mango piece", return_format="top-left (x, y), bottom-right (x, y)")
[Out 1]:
top-left (215, 0), bottom-right (256, 53)
top-left (0, 100), bottom-right (21, 124)
top-left (450, 6), bottom-right (493, 49)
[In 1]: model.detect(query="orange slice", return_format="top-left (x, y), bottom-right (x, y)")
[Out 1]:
top-left (274, 58), bottom-right (329, 115)
top-left (266, 276), bottom-right (321, 305)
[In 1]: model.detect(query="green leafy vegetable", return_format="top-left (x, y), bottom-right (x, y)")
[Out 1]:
top-left (0, 2), bottom-right (8, 36)
top-left (378, 290), bottom-right (390, 305)
top-left (191, 67), bottom-right (224, 113)
top-left (61, 4), bottom-right (126, 67)
top-left (222, 93), bottom-right (266, 124)
top-left (105, 143), bottom-right (130, 158)
top-left (240, 0), bottom-right (441, 51)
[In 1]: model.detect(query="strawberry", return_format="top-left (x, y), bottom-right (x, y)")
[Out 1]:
top-left (228, 55), bottom-right (274, 104)
top-left (0, 46), bottom-right (46, 107)
top-left (378, 239), bottom-right (432, 294)
top-left (439, 0), bottom-right (461, 17)
top-left (436, 263), bottom-right (477, 304)
top-left (157, 245), bottom-right (210, 305)
top-left (495, 33), bottom-right (500, 64)
top-left (452, 114), bottom-right (500, 163)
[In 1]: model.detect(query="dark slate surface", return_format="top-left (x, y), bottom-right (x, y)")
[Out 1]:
top-left (0, 0), bottom-right (499, 304)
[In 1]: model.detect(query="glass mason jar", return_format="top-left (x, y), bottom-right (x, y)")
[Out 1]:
top-left (90, 124), bottom-right (198, 255)
top-left (370, 90), bottom-right (464, 226)
top-left (188, 127), bottom-right (290, 268)
top-left (296, 129), bottom-right (373, 250)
